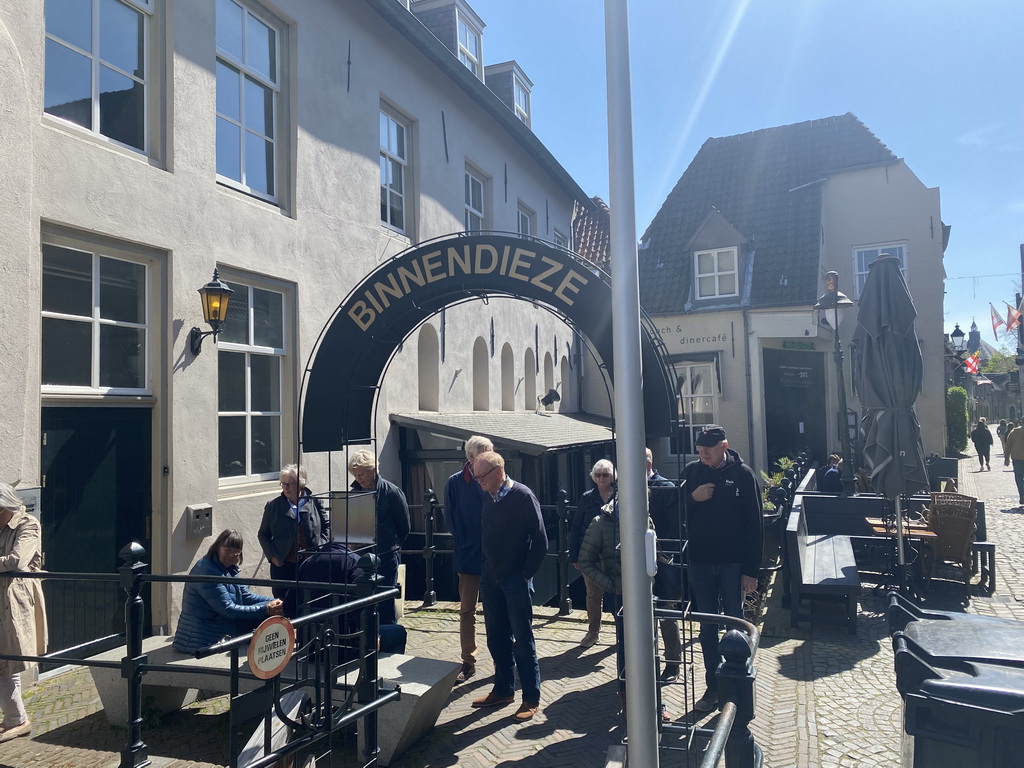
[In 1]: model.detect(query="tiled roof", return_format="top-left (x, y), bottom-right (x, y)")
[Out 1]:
top-left (638, 113), bottom-right (897, 314)
top-left (572, 196), bottom-right (611, 272)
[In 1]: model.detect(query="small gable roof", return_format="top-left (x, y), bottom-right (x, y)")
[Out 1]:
top-left (639, 113), bottom-right (897, 314)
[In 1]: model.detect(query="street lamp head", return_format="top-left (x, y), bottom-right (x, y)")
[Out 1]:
top-left (813, 271), bottom-right (855, 312)
top-left (949, 323), bottom-right (966, 352)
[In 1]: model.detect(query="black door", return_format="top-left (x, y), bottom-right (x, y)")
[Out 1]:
top-left (40, 407), bottom-right (152, 654)
top-left (762, 348), bottom-right (827, 468)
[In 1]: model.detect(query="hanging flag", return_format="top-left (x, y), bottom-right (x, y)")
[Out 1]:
top-left (1006, 302), bottom-right (1022, 332)
top-left (991, 304), bottom-right (1005, 340)
top-left (964, 353), bottom-right (980, 374)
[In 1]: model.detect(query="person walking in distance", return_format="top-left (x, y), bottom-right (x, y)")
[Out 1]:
top-left (683, 426), bottom-right (762, 713)
top-left (970, 418), bottom-right (993, 471)
top-left (443, 435), bottom-right (493, 683)
top-left (470, 451), bottom-right (548, 722)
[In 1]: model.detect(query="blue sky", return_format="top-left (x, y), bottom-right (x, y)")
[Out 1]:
top-left (470, 0), bottom-right (1024, 350)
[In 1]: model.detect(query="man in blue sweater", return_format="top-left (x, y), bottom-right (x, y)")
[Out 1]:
top-left (443, 435), bottom-right (493, 683)
top-left (470, 451), bottom-right (548, 722)
top-left (684, 425), bottom-right (762, 713)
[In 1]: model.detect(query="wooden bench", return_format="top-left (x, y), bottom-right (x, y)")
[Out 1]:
top-left (786, 501), bottom-right (860, 634)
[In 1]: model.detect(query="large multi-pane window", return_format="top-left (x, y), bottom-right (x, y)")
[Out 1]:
top-left (380, 110), bottom-right (409, 232)
top-left (44, 0), bottom-right (151, 152)
top-left (41, 243), bottom-right (149, 392)
top-left (694, 247), bottom-right (738, 299)
top-left (670, 362), bottom-right (718, 454)
top-left (854, 243), bottom-right (906, 297)
top-left (456, 12), bottom-right (481, 78)
top-left (465, 169), bottom-right (485, 231)
top-left (218, 280), bottom-right (285, 481)
top-left (216, 0), bottom-right (280, 201)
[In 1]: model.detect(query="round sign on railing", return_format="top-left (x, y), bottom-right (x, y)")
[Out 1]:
top-left (247, 616), bottom-right (295, 679)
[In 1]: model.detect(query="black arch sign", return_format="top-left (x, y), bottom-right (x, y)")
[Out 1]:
top-left (301, 233), bottom-right (675, 452)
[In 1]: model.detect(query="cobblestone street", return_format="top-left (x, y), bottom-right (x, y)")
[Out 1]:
top-left (1, 457), bottom-right (1021, 768)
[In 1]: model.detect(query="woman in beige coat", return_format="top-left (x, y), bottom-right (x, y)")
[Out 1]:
top-left (0, 483), bottom-right (47, 742)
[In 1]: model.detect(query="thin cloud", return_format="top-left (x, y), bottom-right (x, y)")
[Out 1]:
top-left (958, 122), bottom-right (1009, 147)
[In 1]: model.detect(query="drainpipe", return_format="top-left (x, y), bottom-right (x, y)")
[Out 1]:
top-left (743, 309), bottom-right (757, 471)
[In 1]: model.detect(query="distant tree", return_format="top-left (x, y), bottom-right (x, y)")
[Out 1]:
top-left (945, 386), bottom-right (968, 453)
top-left (982, 346), bottom-right (1017, 374)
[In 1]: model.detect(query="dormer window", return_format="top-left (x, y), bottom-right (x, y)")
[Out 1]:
top-left (457, 11), bottom-right (482, 78)
top-left (513, 75), bottom-right (530, 124)
top-left (694, 247), bottom-right (738, 299)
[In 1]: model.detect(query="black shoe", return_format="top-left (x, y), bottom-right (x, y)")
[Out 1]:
top-left (694, 689), bottom-right (718, 713)
top-left (455, 662), bottom-right (476, 683)
top-left (659, 664), bottom-right (679, 683)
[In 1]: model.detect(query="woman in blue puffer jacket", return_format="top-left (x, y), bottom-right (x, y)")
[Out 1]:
top-left (173, 529), bottom-right (283, 653)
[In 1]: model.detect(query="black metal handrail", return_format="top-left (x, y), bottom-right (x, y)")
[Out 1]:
top-left (0, 545), bottom-right (400, 768)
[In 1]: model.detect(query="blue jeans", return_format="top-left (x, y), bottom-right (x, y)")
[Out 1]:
top-left (1013, 460), bottom-right (1024, 503)
top-left (376, 550), bottom-right (400, 625)
top-left (479, 570), bottom-right (541, 703)
top-left (688, 563), bottom-right (744, 690)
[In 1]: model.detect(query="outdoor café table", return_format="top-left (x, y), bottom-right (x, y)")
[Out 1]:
top-left (864, 517), bottom-right (936, 590)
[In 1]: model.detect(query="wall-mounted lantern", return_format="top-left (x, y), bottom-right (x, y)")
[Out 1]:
top-left (189, 269), bottom-right (234, 356)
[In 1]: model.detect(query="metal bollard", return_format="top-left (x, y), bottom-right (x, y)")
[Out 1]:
top-left (356, 553), bottom-right (382, 762)
top-left (717, 628), bottom-right (762, 768)
top-left (118, 542), bottom-right (150, 768)
top-left (556, 489), bottom-right (572, 615)
top-left (422, 489), bottom-right (438, 606)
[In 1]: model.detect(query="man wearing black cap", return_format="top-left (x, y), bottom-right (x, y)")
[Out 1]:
top-left (683, 425), bottom-right (762, 713)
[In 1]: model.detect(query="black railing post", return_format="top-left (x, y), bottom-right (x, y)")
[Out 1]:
top-left (556, 489), bottom-right (572, 615)
top-left (422, 489), bottom-right (438, 606)
top-left (356, 554), bottom-right (381, 763)
top-left (118, 542), bottom-right (150, 768)
top-left (717, 628), bottom-right (760, 768)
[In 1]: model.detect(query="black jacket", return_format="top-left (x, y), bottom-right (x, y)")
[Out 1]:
top-left (569, 486), bottom-right (613, 564)
top-left (683, 450), bottom-right (763, 578)
top-left (351, 474), bottom-right (411, 554)
top-left (258, 489), bottom-right (330, 564)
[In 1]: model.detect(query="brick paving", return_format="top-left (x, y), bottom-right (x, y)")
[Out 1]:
top-left (1, 456), bottom-right (1021, 767)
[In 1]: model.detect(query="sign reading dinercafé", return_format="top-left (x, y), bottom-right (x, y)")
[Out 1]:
top-left (247, 616), bottom-right (295, 680)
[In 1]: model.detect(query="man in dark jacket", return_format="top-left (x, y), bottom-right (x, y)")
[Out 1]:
top-left (470, 451), bottom-right (547, 723)
top-left (348, 449), bottom-right (411, 625)
top-left (683, 425), bottom-right (762, 713)
top-left (443, 435), bottom-right (493, 682)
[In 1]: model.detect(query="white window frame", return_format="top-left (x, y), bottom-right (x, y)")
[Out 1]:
top-left (215, 0), bottom-right (282, 203)
top-left (513, 74), bottom-right (530, 124)
top-left (464, 168), bottom-right (486, 232)
top-left (380, 108), bottom-right (410, 234)
top-left (694, 247), bottom-right (739, 300)
top-left (854, 242), bottom-right (907, 298)
top-left (517, 203), bottom-right (536, 237)
top-left (669, 361), bottom-right (719, 456)
top-left (456, 11), bottom-right (482, 78)
top-left (553, 229), bottom-right (569, 249)
top-left (43, 0), bottom-right (153, 154)
top-left (40, 242), bottom-right (152, 396)
top-left (217, 277), bottom-right (289, 485)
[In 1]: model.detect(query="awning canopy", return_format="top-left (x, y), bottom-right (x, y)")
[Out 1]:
top-left (390, 411), bottom-right (615, 456)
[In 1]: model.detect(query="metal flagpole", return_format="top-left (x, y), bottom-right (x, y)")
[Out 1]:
top-left (604, 1), bottom-right (660, 764)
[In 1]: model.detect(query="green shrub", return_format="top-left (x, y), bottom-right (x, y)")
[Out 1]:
top-left (945, 386), bottom-right (968, 453)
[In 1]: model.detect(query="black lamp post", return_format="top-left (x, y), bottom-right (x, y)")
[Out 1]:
top-left (814, 271), bottom-right (856, 495)
top-left (190, 269), bottom-right (234, 356)
top-left (950, 323), bottom-right (966, 354)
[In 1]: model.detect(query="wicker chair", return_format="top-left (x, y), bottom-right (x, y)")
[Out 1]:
top-left (922, 492), bottom-right (977, 587)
